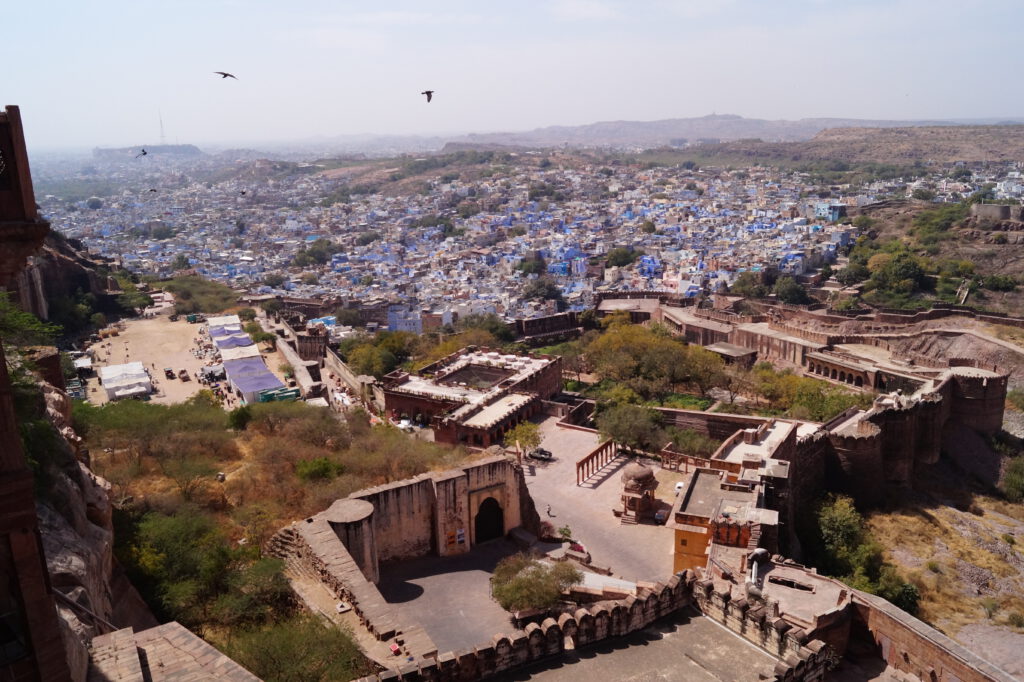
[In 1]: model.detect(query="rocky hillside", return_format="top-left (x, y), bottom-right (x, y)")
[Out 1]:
top-left (30, 378), bottom-right (155, 681)
top-left (4, 232), bottom-right (116, 322)
top-left (629, 125), bottom-right (1024, 166)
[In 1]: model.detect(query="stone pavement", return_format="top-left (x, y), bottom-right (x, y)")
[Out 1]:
top-left (377, 538), bottom-right (521, 654)
top-left (493, 609), bottom-right (779, 682)
top-left (523, 417), bottom-right (677, 583)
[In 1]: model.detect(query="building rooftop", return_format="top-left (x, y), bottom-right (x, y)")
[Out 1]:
top-left (677, 469), bottom-right (753, 520)
top-left (715, 420), bottom-right (796, 465)
top-left (462, 393), bottom-right (533, 428)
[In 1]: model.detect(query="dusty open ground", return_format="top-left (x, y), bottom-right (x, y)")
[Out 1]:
top-left (83, 310), bottom-right (272, 406)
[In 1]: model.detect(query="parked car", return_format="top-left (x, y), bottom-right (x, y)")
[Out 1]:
top-left (528, 448), bottom-right (553, 461)
top-left (164, 368), bottom-right (176, 380)
top-left (178, 369), bottom-right (190, 382)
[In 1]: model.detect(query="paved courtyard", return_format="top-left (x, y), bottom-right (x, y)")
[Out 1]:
top-left (377, 538), bottom-right (521, 653)
top-left (494, 609), bottom-right (779, 682)
top-left (523, 417), bottom-right (680, 583)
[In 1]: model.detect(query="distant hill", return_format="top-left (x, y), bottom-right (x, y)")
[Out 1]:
top-left (660, 125), bottom-right (1024, 165)
top-left (441, 114), bottom-right (1021, 149)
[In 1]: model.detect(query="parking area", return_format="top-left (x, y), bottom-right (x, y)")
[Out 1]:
top-left (377, 539), bottom-right (521, 654)
top-left (523, 417), bottom-right (678, 583)
top-left (83, 312), bottom-right (210, 405)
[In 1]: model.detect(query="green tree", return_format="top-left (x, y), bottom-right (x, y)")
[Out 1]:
top-left (263, 273), bottom-right (286, 288)
top-left (521, 277), bottom-right (563, 306)
top-left (237, 308), bottom-right (257, 321)
top-left (490, 553), bottom-right (582, 612)
top-left (228, 405), bottom-right (253, 430)
top-left (641, 220), bottom-right (657, 234)
top-left (347, 344), bottom-right (397, 378)
top-left (606, 247), bottom-right (641, 267)
top-left (457, 313), bottom-right (514, 342)
top-left (504, 422), bottom-right (541, 453)
top-left (333, 307), bottom-right (363, 327)
top-left (299, 272), bottom-right (318, 285)
top-left (773, 276), bottom-right (811, 304)
top-left (0, 292), bottom-right (60, 346)
top-left (172, 254), bottom-right (191, 270)
top-left (86, 197), bottom-right (103, 209)
top-left (517, 258), bottom-right (547, 275)
top-left (730, 271), bottom-right (768, 298)
top-left (597, 404), bottom-right (665, 453)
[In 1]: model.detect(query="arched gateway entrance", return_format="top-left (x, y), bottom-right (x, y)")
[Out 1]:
top-left (474, 497), bottom-right (504, 543)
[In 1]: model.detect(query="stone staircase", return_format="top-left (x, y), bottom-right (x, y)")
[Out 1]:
top-left (266, 522), bottom-right (438, 663)
top-left (88, 623), bottom-right (258, 681)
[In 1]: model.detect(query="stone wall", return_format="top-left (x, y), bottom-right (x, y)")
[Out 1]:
top-left (355, 477), bottom-right (438, 563)
top-left (693, 578), bottom-right (831, 682)
top-left (269, 456), bottom-right (537, 581)
top-left (852, 592), bottom-right (1016, 682)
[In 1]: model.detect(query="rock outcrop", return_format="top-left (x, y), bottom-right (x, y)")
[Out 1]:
top-left (4, 232), bottom-right (115, 321)
top-left (35, 379), bottom-right (155, 681)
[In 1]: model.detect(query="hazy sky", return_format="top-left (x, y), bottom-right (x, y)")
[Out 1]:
top-left (7, 0), bottom-right (1024, 150)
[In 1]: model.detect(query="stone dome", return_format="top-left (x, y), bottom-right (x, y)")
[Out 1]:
top-left (621, 461), bottom-right (656, 486)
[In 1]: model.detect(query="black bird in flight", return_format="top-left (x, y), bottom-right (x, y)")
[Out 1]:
top-left (135, 149), bottom-right (147, 158)
top-left (147, 188), bottom-right (158, 192)
top-left (421, 90), bottom-right (434, 103)
top-left (214, 71), bottom-right (238, 80)
top-left (240, 190), bottom-right (247, 195)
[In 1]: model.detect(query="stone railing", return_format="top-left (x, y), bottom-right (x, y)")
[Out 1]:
top-left (354, 571), bottom-right (698, 682)
top-left (692, 579), bottom-right (831, 682)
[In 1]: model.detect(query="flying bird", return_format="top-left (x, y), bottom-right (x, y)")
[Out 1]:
top-left (135, 149), bottom-right (147, 158)
top-left (240, 190), bottom-right (247, 195)
top-left (147, 188), bottom-right (158, 192)
top-left (421, 90), bottom-right (434, 103)
top-left (214, 71), bottom-right (238, 79)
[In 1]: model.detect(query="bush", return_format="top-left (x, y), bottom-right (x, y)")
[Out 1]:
top-left (295, 457), bottom-right (344, 482)
top-left (225, 615), bottom-right (372, 681)
top-left (1007, 389), bottom-right (1024, 412)
top-left (1008, 611), bottom-right (1024, 628)
top-left (163, 276), bottom-right (238, 313)
top-left (926, 560), bottom-right (941, 573)
top-left (1001, 458), bottom-right (1024, 503)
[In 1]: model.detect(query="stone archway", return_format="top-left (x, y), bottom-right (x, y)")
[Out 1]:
top-left (474, 496), bottom-right (504, 544)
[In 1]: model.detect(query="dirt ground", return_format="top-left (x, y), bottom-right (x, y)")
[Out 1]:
top-left (83, 311), bottom-right (216, 406)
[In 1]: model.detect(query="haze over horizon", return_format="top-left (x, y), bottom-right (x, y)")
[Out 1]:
top-left (8, 0), bottom-right (1024, 151)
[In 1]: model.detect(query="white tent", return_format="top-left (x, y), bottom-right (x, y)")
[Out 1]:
top-left (206, 314), bottom-right (242, 327)
top-left (220, 345), bottom-right (262, 361)
top-left (98, 362), bottom-right (151, 401)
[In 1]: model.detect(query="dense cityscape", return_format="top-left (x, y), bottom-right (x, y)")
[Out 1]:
top-left (5, 2), bottom-right (1024, 682)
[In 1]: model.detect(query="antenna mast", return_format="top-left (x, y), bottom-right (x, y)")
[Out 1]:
top-left (159, 110), bottom-right (166, 146)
